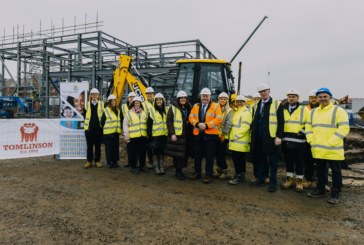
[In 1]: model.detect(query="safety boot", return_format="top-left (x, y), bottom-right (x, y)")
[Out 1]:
top-left (213, 168), bottom-right (222, 178)
top-left (84, 161), bottom-right (92, 169)
top-left (281, 177), bottom-right (294, 190)
top-left (95, 162), bottom-right (103, 168)
top-left (154, 160), bottom-right (161, 175)
top-left (295, 178), bottom-right (304, 193)
top-left (302, 179), bottom-right (312, 189)
top-left (218, 169), bottom-right (230, 180)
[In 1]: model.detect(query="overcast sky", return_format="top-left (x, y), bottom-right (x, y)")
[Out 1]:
top-left (1, 0), bottom-right (363, 99)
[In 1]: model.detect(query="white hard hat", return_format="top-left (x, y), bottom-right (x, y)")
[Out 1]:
top-left (177, 90), bottom-right (187, 98)
top-left (107, 94), bottom-right (117, 101)
top-left (90, 88), bottom-right (100, 94)
top-left (287, 88), bottom-right (299, 96)
top-left (236, 95), bottom-right (246, 101)
top-left (218, 92), bottom-right (229, 98)
top-left (128, 92), bottom-right (136, 97)
top-left (253, 93), bottom-right (261, 98)
top-left (257, 83), bottom-right (270, 92)
top-left (132, 96), bottom-right (142, 102)
top-left (146, 87), bottom-right (155, 93)
top-left (309, 89), bottom-right (317, 97)
top-left (200, 88), bottom-right (212, 95)
top-left (155, 93), bottom-right (164, 99)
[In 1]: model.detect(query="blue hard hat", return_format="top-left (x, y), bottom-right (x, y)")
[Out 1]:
top-left (316, 87), bottom-right (332, 97)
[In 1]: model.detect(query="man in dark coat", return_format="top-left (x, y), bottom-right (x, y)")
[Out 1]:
top-left (251, 83), bottom-right (284, 192)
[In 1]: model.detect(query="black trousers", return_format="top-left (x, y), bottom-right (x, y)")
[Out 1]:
top-left (85, 128), bottom-right (103, 162)
top-left (283, 144), bottom-right (305, 177)
top-left (231, 151), bottom-right (246, 175)
top-left (304, 143), bottom-right (315, 181)
top-left (315, 159), bottom-right (342, 193)
top-left (128, 137), bottom-right (147, 169)
top-left (194, 138), bottom-right (217, 177)
top-left (104, 134), bottom-right (119, 164)
top-left (216, 139), bottom-right (228, 170)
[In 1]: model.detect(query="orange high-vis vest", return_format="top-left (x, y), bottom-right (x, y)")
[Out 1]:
top-left (189, 102), bottom-right (222, 136)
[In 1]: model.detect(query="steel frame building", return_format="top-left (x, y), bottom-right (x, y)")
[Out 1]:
top-left (0, 23), bottom-right (216, 117)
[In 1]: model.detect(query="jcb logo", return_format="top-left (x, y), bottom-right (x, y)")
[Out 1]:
top-left (132, 83), bottom-right (145, 102)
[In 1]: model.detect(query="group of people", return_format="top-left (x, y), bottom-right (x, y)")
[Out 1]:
top-left (83, 83), bottom-right (350, 205)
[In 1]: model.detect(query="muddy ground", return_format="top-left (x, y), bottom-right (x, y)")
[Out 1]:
top-left (0, 131), bottom-right (363, 244)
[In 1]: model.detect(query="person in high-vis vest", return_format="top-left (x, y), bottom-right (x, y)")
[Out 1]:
top-left (302, 89), bottom-right (320, 188)
top-left (214, 92), bottom-right (233, 180)
top-left (165, 90), bottom-right (193, 180)
top-left (306, 88), bottom-right (350, 204)
top-left (147, 93), bottom-right (168, 175)
top-left (188, 88), bottom-right (222, 184)
top-left (250, 83), bottom-right (284, 192)
top-left (228, 95), bottom-right (252, 185)
top-left (281, 89), bottom-right (309, 192)
top-left (101, 94), bottom-right (121, 168)
top-left (144, 87), bottom-right (155, 169)
top-left (121, 92), bottom-right (136, 168)
top-left (84, 88), bottom-right (104, 169)
top-left (250, 92), bottom-right (260, 181)
top-left (123, 96), bottom-right (148, 174)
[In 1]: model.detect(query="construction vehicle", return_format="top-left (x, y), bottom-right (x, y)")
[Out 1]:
top-left (110, 55), bottom-right (235, 106)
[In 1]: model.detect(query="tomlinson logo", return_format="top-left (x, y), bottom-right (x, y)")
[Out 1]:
top-left (20, 123), bottom-right (39, 142)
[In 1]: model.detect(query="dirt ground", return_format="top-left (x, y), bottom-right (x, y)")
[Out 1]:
top-left (1, 131), bottom-right (363, 244)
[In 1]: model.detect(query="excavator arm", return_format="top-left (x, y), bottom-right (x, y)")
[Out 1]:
top-left (111, 55), bottom-right (149, 107)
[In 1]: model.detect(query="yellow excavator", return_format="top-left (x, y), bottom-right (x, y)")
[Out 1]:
top-left (110, 55), bottom-right (236, 106)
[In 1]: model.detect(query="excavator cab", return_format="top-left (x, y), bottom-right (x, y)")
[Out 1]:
top-left (175, 59), bottom-right (235, 103)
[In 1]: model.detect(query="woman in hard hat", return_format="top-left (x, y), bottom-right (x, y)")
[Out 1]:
top-left (214, 92), bottom-right (233, 180)
top-left (123, 96), bottom-right (148, 174)
top-left (147, 93), bottom-right (168, 175)
top-left (121, 91), bottom-right (136, 168)
top-left (101, 94), bottom-right (121, 168)
top-left (228, 95), bottom-right (252, 185)
top-left (84, 88), bottom-right (104, 169)
top-left (165, 90), bottom-right (192, 180)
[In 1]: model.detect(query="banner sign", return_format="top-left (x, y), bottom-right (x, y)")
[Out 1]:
top-left (0, 119), bottom-right (60, 159)
top-left (59, 82), bottom-right (89, 159)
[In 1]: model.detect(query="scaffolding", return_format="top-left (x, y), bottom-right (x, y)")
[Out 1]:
top-left (0, 19), bottom-right (216, 117)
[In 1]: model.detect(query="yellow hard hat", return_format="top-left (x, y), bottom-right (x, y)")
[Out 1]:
top-left (230, 94), bottom-right (237, 102)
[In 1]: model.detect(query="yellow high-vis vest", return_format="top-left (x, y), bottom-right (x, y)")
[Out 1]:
top-left (253, 99), bottom-right (280, 138)
top-left (305, 103), bottom-right (350, 160)
top-left (125, 110), bottom-right (148, 138)
top-left (171, 105), bottom-right (183, 136)
top-left (228, 106), bottom-right (252, 152)
top-left (121, 103), bottom-right (129, 117)
top-left (84, 101), bottom-right (104, 130)
top-left (149, 107), bottom-right (168, 137)
top-left (103, 107), bottom-right (121, 135)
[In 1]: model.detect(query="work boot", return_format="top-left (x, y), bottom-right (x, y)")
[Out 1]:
top-left (267, 184), bottom-right (277, 192)
top-left (95, 162), bottom-right (103, 168)
top-left (307, 189), bottom-right (325, 198)
top-left (146, 162), bottom-right (154, 169)
top-left (302, 179), bottom-right (313, 189)
top-left (295, 178), bottom-right (304, 193)
top-left (281, 177), bottom-right (294, 190)
top-left (189, 172), bottom-right (202, 180)
top-left (218, 169), bottom-right (230, 180)
top-left (229, 175), bottom-right (242, 185)
top-left (175, 169), bottom-right (186, 180)
top-left (84, 161), bottom-right (92, 169)
top-left (213, 168), bottom-right (223, 178)
top-left (113, 162), bottom-right (120, 168)
top-left (203, 176), bottom-right (213, 184)
top-left (154, 160), bottom-right (161, 175)
top-left (327, 191), bottom-right (340, 204)
top-left (159, 160), bottom-right (165, 175)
